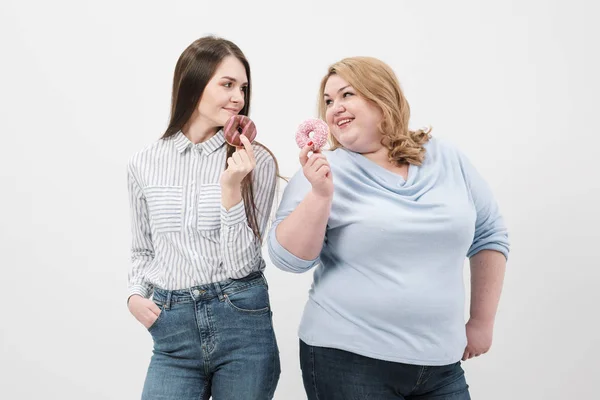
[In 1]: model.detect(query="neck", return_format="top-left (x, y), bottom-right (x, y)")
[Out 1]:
top-left (361, 146), bottom-right (391, 167)
top-left (182, 113), bottom-right (219, 144)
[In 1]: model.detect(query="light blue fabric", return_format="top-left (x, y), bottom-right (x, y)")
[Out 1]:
top-left (268, 137), bottom-right (509, 365)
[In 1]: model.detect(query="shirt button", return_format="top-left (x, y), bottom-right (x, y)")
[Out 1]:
top-left (193, 289), bottom-right (200, 296)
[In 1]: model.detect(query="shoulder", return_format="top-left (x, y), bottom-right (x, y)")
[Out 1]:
top-left (252, 142), bottom-right (277, 172)
top-left (128, 137), bottom-right (173, 171)
top-left (251, 143), bottom-right (278, 188)
top-left (425, 136), bottom-right (456, 156)
top-left (252, 142), bottom-right (275, 165)
top-left (426, 137), bottom-right (489, 191)
top-left (422, 136), bottom-right (470, 167)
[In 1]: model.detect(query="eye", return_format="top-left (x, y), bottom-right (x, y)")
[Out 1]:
top-left (343, 91), bottom-right (353, 98)
top-left (224, 82), bottom-right (232, 88)
top-left (241, 86), bottom-right (248, 96)
top-left (325, 99), bottom-right (332, 106)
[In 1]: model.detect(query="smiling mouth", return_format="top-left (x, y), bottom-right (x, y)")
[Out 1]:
top-left (337, 118), bottom-right (353, 128)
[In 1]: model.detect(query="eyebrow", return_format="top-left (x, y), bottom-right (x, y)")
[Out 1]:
top-left (323, 85), bottom-right (351, 98)
top-left (221, 76), bottom-right (249, 86)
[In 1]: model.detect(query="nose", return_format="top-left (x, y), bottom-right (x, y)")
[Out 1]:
top-left (230, 91), bottom-right (244, 104)
top-left (333, 101), bottom-right (345, 115)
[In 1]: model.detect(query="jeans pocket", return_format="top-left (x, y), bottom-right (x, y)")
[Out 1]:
top-left (224, 283), bottom-right (271, 315)
top-left (147, 301), bottom-right (165, 333)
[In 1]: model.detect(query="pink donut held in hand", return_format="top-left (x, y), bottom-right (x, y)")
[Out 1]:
top-left (223, 115), bottom-right (257, 147)
top-left (295, 118), bottom-right (329, 151)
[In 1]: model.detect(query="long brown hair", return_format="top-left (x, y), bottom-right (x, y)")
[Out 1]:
top-left (162, 36), bottom-right (278, 241)
top-left (318, 57), bottom-right (431, 166)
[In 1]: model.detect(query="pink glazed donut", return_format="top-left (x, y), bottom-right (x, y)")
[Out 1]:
top-left (223, 115), bottom-right (257, 146)
top-left (295, 118), bottom-right (329, 151)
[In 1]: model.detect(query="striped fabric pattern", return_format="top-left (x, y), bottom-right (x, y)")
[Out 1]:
top-left (127, 130), bottom-right (277, 299)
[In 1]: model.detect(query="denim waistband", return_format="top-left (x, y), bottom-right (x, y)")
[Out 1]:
top-left (151, 271), bottom-right (267, 309)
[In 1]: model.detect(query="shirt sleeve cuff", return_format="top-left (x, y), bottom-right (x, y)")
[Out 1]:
top-left (467, 243), bottom-right (509, 260)
top-left (220, 201), bottom-right (247, 226)
top-left (267, 224), bottom-right (319, 273)
top-left (128, 284), bottom-right (152, 302)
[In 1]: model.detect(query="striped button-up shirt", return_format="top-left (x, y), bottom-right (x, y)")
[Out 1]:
top-left (127, 130), bottom-right (277, 298)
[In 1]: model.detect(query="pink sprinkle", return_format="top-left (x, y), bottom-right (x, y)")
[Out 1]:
top-left (295, 119), bottom-right (329, 150)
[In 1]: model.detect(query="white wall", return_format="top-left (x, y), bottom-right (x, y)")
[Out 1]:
top-left (1, 0), bottom-right (598, 398)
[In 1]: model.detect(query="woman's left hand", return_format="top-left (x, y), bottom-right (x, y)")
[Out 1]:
top-left (221, 135), bottom-right (256, 189)
top-left (462, 318), bottom-right (494, 361)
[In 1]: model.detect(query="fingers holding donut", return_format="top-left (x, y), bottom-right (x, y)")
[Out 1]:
top-left (299, 142), bottom-right (318, 167)
top-left (221, 119), bottom-right (257, 189)
top-left (302, 151), bottom-right (333, 198)
top-left (236, 135), bottom-right (256, 168)
top-left (296, 118), bottom-right (333, 197)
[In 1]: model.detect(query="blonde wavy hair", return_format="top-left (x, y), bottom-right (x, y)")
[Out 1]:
top-left (318, 56), bottom-right (431, 166)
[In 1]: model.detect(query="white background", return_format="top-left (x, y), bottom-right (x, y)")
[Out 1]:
top-left (1, 0), bottom-right (598, 399)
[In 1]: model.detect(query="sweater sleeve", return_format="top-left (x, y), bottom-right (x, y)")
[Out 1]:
top-left (459, 152), bottom-right (510, 260)
top-left (267, 169), bottom-right (321, 273)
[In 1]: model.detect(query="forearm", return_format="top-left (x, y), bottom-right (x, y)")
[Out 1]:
top-left (221, 184), bottom-right (242, 211)
top-left (275, 191), bottom-right (331, 260)
top-left (469, 249), bottom-right (506, 323)
top-left (127, 167), bottom-right (155, 301)
top-left (220, 156), bottom-right (277, 271)
top-left (128, 251), bottom-right (155, 300)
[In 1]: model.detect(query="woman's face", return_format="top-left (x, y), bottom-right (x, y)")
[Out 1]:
top-left (324, 74), bottom-right (384, 153)
top-left (197, 56), bottom-right (248, 128)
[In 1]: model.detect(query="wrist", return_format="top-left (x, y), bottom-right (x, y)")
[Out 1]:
top-left (221, 184), bottom-right (242, 210)
top-left (309, 189), bottom-right (333, 202)
top-left (127, 294), bottom-right (143, 305)
top-left (221, 181), bottom-right (241, 194)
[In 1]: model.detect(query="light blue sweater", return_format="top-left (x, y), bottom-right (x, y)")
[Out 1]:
top-left (268, 137), bottom-right (509, 365)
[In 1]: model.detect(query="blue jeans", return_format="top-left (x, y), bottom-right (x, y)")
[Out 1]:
top-left (300, 340), bottom-right (470, 400)
top-left (141, 272), bottom-right (280, 400)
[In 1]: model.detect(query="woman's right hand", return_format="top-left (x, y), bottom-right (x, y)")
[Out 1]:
top-left (128, 295), bottom-right (161, 329)
top-left (300, 144), bottom-right (333, 199)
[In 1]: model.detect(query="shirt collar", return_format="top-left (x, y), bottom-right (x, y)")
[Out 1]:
top-left (172, 130), bottom-right (226, 155)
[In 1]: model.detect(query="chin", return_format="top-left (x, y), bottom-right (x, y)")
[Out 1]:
top-left (335, 133), bottom-right (358, 149)
top-left (216, 113), bottom-right (232, 126)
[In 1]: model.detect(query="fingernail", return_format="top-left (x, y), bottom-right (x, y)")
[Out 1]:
top-left (308, 141), bottom-right (313, 146)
